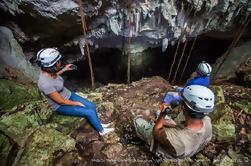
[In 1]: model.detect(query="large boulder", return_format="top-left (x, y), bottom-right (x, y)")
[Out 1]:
top-left (212, 40), bottom-right (251, 81)
top-left (0, 26), bottom-right (39, 82)
top-left (236, 57), bottom-right (251, 88)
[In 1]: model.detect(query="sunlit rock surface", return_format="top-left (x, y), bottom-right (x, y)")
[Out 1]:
top-left (0, 77), bottom-right (250, 165)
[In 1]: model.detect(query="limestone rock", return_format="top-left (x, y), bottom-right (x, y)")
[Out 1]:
top-left (212, 105), bottom-right (236, 141)
top-left (211, 86), bottom-right (225, 105)
top-left (232, 100), bottom-right (251, 115)
top-left (193, 153), bottom-right (211, 166)
top-left (0, 26), bottom-right (39, 82)
top-left (213, 151), bottom-right (234, 166)
top-left (213, 40), bottom-right (251, 80)
top-left (102, 143), bottom-right (123, 160)
top-left (76, 91), bottom-right (103, 103)
top-left (1, 76), bottom-right (250, 165)
top-left (17, 126), bottom-right (76, 166)
top-left (0, 79), bottom-right (41, 110)
top-left (51, 115), bottom-right (84, 135)
top-left (1, 1), bottom-right (250, 58)
top-left (0, 101), bottom-right (53, 143)
top-left (0, 134), bottom-right (15, 166)
top-left (236, 57), bottom-right (251, 88)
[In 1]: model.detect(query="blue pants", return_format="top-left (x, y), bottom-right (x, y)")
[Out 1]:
top-left (56, 92), bottom-right (103, 132)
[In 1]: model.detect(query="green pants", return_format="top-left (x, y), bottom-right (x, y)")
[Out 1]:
top-left (133, 116), bottom-right (154, 145)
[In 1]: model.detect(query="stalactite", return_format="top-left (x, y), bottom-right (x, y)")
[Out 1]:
top-left (162, 38), bottom-right (169, 52)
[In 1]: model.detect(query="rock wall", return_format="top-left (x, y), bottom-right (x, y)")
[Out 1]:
top-left (0, 26), bottom-right (39, 82)
top-left (212, 40), bottom-right (251, 82)
top-left (0, 0), bottom-right (250, 53)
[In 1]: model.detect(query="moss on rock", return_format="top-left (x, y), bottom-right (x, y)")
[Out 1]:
top-left (0, 134), bottom-right (14, 166)
top-left (232, 100), bottom-right (251, 115)
top-left (212, 105), bottom-right (236, 141)
top-left (0, 101), bottom-right (52, 143)
top-left (213, 151), bottom-right (234, 166)
top-left (51, 115), bottom-right (83, 135)
top-left (18, 126), bottom-right (76, 166)
top-left (0, 79), bottom-right (41, 110)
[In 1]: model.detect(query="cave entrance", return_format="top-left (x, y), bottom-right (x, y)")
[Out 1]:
top-left (64, 35), bottom-right (231, 90)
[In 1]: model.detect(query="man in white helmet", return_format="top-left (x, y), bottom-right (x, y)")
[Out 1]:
top-left (36, 48), bottom-right (114, 136)
top-left (134, 85), bottom-right (214, 159)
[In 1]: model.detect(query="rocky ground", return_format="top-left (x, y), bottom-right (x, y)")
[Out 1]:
top-left (0, 76), bottom-right (251, 166)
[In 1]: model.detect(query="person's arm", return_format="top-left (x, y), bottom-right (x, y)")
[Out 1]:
top-left (153, 112), bottom-right (166, 137)
top-left (48, 91), bottom-right (84, 107)
top-left (57, 64), bottom-right (74, 75)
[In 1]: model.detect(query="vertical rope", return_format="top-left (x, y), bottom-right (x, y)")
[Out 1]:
top-left (168, 38), bottom-right (181, 81)
top-left (213, 14), bottom-right (251, 77)
top-left (179, 36), bottom-right (197, 83)
top-left (77, 0), bottom-right (95, 89)
top-left (127, 0), bottom-right (132, 84)
top-left (167, 5), bottom-right (193, 83)
top-left (171, 39), bottom-right (188, 84)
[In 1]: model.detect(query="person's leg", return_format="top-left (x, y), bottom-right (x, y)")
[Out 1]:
top-left (56, 105), bottom-right (103, 132)
top-left (70, 93), bottom-right (96, 109)
top-left (70, 93), bottom-right (103, 125)
top-left (133, 116), bottom-right (153, 145)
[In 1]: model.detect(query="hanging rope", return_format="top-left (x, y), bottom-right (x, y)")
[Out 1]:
top-left (171, 38), bottom-right (188, 84)
top-left (213, 14), bottom-right (251, 77)
top-left (168, 37), bottom-right (181, 81)
top-left (179, 35), bottom-right (197, 83)
top-left (167, 5), bottom-right (193, 83)
top-left (77, 0), bottom-right (95, 89)
top-left (127, 0), bottom-right (132, 84)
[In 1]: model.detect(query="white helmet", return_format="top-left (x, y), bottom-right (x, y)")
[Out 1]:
top-left (196, 61), bottom-right (212, 76)
top-left (181, 85), bottom-right (215, 114)
top-left (36, 48), bottom-right (62, 68)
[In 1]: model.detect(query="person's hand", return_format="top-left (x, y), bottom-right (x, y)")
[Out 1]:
top-left (63, 64), bottom-right (74, 71)
top-left (75, 101), bottom-right (85, 107)
top-left (160, 103), bottom-right (169, 111)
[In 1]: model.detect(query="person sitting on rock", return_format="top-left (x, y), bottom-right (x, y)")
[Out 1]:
top-left (36, 48), bottom-right (114, 135)
top-left (134, 85), bottom-right (215, 159)
top-left (162, 61), bottom-right (212, 108)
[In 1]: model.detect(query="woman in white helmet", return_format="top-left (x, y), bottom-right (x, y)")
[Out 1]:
top-left (36, 48), bottom-right (114, 135)
top-left (162, 61), bottom-right (212, 108)
top-left (183, 61), bottom-right (212, 88)
top-left (134, 85), bottom-right (215, 159)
